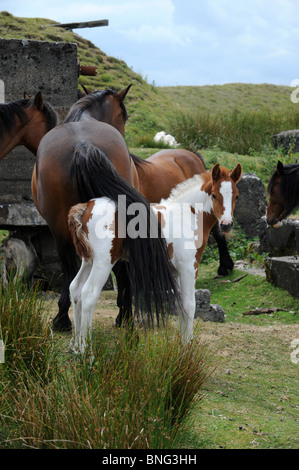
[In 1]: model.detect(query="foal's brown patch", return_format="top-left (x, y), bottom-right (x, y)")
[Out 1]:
top-left (68, 200), bottom-right (95, 261)
top-left (168, 242), bottom-right (174, 260)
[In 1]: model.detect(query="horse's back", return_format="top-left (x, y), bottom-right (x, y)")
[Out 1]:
top-left (35, 120), bottom-right (133, 236)
top-left (139, 149), bottom-right (206, 202)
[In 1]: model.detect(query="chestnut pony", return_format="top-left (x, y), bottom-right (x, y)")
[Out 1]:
top-left (68, 163), bottom-right (242, 354)
top-left (32, 86), bottom-right (179, 331)
top-left (267, 160), bottom-right (299, 227)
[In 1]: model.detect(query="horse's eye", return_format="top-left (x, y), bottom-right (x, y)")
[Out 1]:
top-left (235, 195), bottom-right (239, 200)
top-left (212, 193), bottom-right (216, 200)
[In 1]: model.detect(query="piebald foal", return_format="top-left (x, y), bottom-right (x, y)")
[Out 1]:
top-left (68, 163), bottom-right (242, 354)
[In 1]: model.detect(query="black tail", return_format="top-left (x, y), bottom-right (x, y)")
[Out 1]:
top-left (70, 142), bottom-right (180, 324)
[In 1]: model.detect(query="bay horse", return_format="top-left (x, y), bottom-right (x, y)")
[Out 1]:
top-left (32, 86), bottom-right (179, 332)
top-left (267, 160), bottom-right (299, 227)
top-left (0, 92), bottom-right (58, 159)
top-left (68, 162), bottom-right (242, 353)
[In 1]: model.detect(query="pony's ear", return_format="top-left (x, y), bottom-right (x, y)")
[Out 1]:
top-left (24, 91), bottom-right (30, 99)
top-left (117, 84), bottom-right (132, 102)
top-left (34, 91), bottom-right (44, 111)
top-left (81, 84), bottom-right (92, 95)
top-left (212, 163), bottom-right (221, 182)
top-left (230, 163), bottom-right (242, 183)
top-left (277, 160), bottom-right (284, 176)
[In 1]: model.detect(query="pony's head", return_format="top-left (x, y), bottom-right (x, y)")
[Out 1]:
top-left (64, 84), bottom-right (132, 136)
top-left (210, 163), bottom-right (242, 233)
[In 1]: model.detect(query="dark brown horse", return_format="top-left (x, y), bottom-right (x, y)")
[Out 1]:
top-left (267, 160), bottom-right (299, 227)
top-left (32, 86), bottom-right (179, 331)
top-left (0, 92), bottom-right (58, 159)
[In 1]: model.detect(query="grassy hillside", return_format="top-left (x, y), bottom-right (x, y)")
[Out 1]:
top-left (160, 83), bottom-right (296, 113)
top-left (1, 11), bottom-right (298, 152)
top-left (0, 11), bottom-right (178, 146)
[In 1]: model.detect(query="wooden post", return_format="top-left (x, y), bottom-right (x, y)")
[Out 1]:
top-left (52, 19), bottom-right (109, 30)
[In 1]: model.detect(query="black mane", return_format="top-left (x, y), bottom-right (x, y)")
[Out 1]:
top-left (268, 163), bottom-right (299, 217)
top-left (0, 96), bottom-right (58, 143)
top-left (63, 88), bottom-right (128, 123)
top-left (0, 99), bottom-right (28, 141)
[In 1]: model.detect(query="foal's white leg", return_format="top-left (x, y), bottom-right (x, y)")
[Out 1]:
top-left (178, 268), bottom-right (196, 344)
top-left (79, 259), bottom-right (113, 356)
top-left (69, 259), bottom-right (92, 353)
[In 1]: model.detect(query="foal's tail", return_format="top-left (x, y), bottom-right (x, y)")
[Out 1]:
top-left (68, 203), bottom-right (92, 262)
top-left (70, 141), bottom-right (180, 324)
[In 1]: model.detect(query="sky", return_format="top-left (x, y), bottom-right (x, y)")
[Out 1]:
top-left (1, 0), bottom-right (299, 87)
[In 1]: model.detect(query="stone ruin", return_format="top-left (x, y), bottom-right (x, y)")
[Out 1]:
top-left (273, 130), bottom-right (299, 154)
top-left (0, 38), bottom-right (78, 288)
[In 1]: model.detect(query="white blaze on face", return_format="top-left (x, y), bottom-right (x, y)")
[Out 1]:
top-left (219, 181), bottom-right (233, 225)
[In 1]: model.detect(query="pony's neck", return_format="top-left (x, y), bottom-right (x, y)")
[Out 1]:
top-left (160, 173), bottom-right (213, 214)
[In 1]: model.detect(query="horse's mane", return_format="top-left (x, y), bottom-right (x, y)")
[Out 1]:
top-left (130, 152), bottom-right (151, 169)
top-left (0, 97), bottom-right (58, 143)
top-left (0, 99), bottom-right (28, 142)
top-left (268, 163), bottom-right (299, 216)
top-left (193, 151), bottom-right (207, 169)
top-left (160, 173), bottom-right (206, 205)
top-left (64, 88), bottom-right (128, 123)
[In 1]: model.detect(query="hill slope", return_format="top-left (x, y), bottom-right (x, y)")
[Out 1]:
top-left (0, 11), bottom-right (178, 146)
top-left (1, 11), bottom-right (297, 147)
top-left (160, 83), bottom-right (295, 113)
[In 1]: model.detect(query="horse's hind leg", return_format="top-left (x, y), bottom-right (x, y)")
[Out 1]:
top-left (79, 259), bottom-right (112, 356)
top-left (69, 259), bottom-right (91, 353)
top-left (178, 268), bottom-right (196, 344)
top-left (211, 224), bottom-right (234, 276)
top-left (53, 239), bottom-right (79, 332)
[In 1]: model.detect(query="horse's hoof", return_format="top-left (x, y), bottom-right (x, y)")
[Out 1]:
top-left (52, 316), bottom-right (72, 332)
top-left (217, 264), bottom-right (234, 277)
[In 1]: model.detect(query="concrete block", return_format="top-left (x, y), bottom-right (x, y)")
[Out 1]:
top-left (266, 256), bottom-right (299, 298)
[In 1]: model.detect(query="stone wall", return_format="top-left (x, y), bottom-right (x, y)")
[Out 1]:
top-left (0, 38), bottom-right (78, 287)
top-left (0, 38), bottom-right (78, 206)
top-left (234, 173), bottom-right (267, 238)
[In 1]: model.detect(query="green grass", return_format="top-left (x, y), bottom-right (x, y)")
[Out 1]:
top-left (177, 320), bottom-right (299, 449)
top-left (0, 278), bottom-right (211, 449)
top-left (160, 83), bottom-right (296, 114)
top-left (196, 262), bottom-right (299, 324)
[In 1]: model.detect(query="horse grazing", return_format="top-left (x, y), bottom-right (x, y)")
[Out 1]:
top-left (0, 92), bottom-right (58, 159)
top-left (68, 163), bottom-right (241, 353)
top-left (32, 86), bottom-right (179, 332)
top-left (267, 161), bottom-right (299, 227)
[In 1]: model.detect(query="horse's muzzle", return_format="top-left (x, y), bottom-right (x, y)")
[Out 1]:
top-left (220, 221), bottom-right (233, 233)
top-left (266, 217), bottom-right (282, 228)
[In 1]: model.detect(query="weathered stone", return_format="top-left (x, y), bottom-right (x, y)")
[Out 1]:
top-left (273, 130), bottom-right (299, 153)
top-left (259, 216), bottom-right (299, 256)
top-left (0, 38), bottom-right (78, 284)
top-left (265, 255), bottom-right (299, 298)
top-left (0, 202), bottom-right (46, 228)
top-left (234, 173), bottom-right (267, 238)
top-left (195, 289), bottom-right (225, 322)
top-left (0, 236), bottom-right (37, 285)
top-left (0, 38), bottom-right (78, 210)
top-left (0, 38), bottom-right (78, 107)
